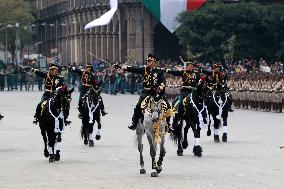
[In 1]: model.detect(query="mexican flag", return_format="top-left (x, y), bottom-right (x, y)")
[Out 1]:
top-left (143, 0), bottom-right (207, 33)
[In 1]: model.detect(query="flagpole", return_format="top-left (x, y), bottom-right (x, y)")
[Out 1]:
top-left (141, 0), bottom-right (145, 65)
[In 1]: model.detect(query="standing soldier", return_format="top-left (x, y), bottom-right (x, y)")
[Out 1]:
top-left (69, 63), bottom-right (107, 118)
top-left (114, 54), bottom-right (171, 131)
top-left (24, 63), bottom-right (65, 124)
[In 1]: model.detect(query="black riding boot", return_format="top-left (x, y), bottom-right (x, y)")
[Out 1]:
top-left (33, 104), bottom-right (41, 124)
top-left (128, 106), bottom-right (141, 130)
top-left (99, 98), bottom-right (107, 116)
top-left (228, 95), bottom-right (234, 112)
top-left (0, 114), bottom-right (4, 120)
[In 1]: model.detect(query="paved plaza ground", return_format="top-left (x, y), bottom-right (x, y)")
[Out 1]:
top-left (0, 91), bottom-right (283, 189)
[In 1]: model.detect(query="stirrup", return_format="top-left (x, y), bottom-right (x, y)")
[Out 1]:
top-left (101, 111), bottom-right (107, 116)
top-left (78, 113), bottom-right (83, 119)
top-left (128, 123), bottom-right (137, 130)
top-left (33, 118), bottom-right (39, 125)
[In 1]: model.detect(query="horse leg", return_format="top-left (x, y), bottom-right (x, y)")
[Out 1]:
top-left (95, 115), bottom-right (102, 140)
top-left (207, 115), bottom-right (212, 136)
top-left (176, 119), bottom-right (184, 156)
top-left (88, 122), bottom-right (94, 147)
top-left (47, 131), bottom-right (56, 163)
top-left (55, 133), bottom-right (62, 161)
top-left (157, 134), bottom-right (166, 174)
top-left (146, 134), bottom-right (158, 177)
top-left (222, 116), bottom-right (228, 142)
top-left (192, 124), bottom-right (202, 157)
top-left (213, 116), bottom-right (221, 143)
top-left (40, 128), bottom-right (49, 158)
top-left (81, 119), bottom-right (88, 145)
top-left (136, 121), bottom-right (146, 174)
top-left (182, 122), bottom-right (190, 149)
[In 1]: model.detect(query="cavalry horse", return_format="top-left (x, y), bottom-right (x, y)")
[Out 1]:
top-left (172, 84), bottom-right (209, 157)
top-left (136, 95), bottom-right (173, 177)
top-left (206, 85), bottom-right (230, 143)
top-left (80, 85), bottom-right (103, 147)
top-left (38, 86), bottom-right (74, 162)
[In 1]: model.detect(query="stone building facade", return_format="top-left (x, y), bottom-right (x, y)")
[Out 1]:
top-left (36, 0), bottom-right (180, 65)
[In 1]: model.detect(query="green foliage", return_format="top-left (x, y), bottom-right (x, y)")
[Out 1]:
top-left (176, 2), bottom-right (284, 62)
top-left (0, 0), bottom-right (35, 61)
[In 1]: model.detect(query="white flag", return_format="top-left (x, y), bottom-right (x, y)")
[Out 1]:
top-left (84, 0), bottom-right (118, 30)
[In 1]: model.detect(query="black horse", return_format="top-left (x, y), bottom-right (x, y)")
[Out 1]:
top-left (80, 86), bottom-right (104, 147)
top-left (172, 84), bottom-right (209, 157)
top-left (38, 86), bottom-right (74, 162)
top-left (206, 88), bottom-right (230, 143)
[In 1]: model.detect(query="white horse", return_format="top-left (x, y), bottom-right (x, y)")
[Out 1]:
top-left (136, 95), bottom-right (173, 177)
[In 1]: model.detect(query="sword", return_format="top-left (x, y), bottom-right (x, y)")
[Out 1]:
top-left (87, 51), bottom-right (111, 65)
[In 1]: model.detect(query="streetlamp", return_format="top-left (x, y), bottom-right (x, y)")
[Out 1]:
top-left (5, 24), bottom-right (14, 64)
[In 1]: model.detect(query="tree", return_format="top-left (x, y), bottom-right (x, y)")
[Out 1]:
top-left (176, 2), bottom-right (284, 63)
top-left (0, 0), bottom-right (35, 62)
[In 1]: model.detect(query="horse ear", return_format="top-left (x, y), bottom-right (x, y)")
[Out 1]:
top-left (68, 87), bottom-right (74, 94)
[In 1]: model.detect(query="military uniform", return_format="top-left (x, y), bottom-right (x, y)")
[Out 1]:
top-left (201, 64), bottom-right (234, 111)
top-left (24, 63), bottom-right (65, 123)
top-left (70, 64), bottom-right (106, 117)
top-left (114, 54), bottom-right (171, 130)
top-left (166, 64), bottom-right (201, 116)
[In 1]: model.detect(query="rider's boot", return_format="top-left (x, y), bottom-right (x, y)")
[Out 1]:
top-left (33, 104), bottom-right (41, 124)
top-left (128, 107), bottom-right (140, 130)
top-left (0, 114), bottom-right (4, 120)
top-left (228, 98), bottom-right (234, 112)
top-left (166, 117), bottom-right (173, 133)
top-left (100, 99), bottom-right (108, 116)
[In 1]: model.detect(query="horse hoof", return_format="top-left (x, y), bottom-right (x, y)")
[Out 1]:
top-left (44, 149), bottom-right (49, 158)
top-left (177, 150), bottom-right (183, 156)
top-left (193, 145), bottom-right (203, 157)
top-left (182, 141), bottom-right (188, 149)
top-left (55, 151), bottom-right (60, 161)
top-left (207, 130), bottom-right (211, 136)
top-left (222, 133), bottom-right (227, 142)
top-left (156, 166), bottom-right (162, 174)
top-left (214, 135), bottom-right (220, 143)
top-left (140, 168), bottom-right (146, 174)
top-left (89, 140), bottom-right (94, 147)
top-left (49, 155), bottom-right (55, 163)
top-left (84, 139), bottom-right (88, 145)
top-left (95, 135), bottom-right (101, 140)
top-left (151, 172), bottom-right (158, 177)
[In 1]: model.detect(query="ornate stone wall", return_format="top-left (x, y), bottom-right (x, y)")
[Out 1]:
top-left (36, 0), bottom-right (158, 65)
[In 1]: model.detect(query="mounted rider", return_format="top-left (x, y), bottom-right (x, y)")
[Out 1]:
top-left (114, 54), bottom-right (172, 131)
top-left (69, 63), bottom-right (107, 118)
top-left (24, 63), bottom-right (65, 124)
top-left (200, 63), bottom-right (234, 112)
top-left (166, 56), bottom-right (203, 121)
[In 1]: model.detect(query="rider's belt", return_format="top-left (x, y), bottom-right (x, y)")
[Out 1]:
top-left (45, 89), bottom-right (52, 92)
top-left (182, 86), bottom-right (193, 89)
top-left (144, 87), bottom-right (151, 90)
top-left (82, 84), bottom-right (91, 87)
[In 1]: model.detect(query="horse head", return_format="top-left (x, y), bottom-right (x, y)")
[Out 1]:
top-left (53, 85), bottom-right (74, 113)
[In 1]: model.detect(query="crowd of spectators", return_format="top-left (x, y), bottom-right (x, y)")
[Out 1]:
top-left (0, 58), bottom-right (283, 94)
